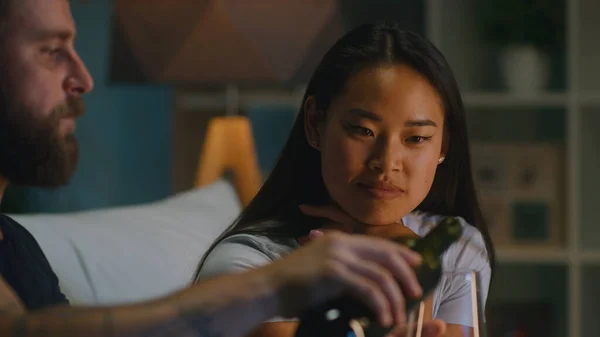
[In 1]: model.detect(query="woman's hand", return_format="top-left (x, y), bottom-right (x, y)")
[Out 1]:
top-left (297, 204), bottom-right (358, 245)
top-left (388, 319), bottom-right (447, 337)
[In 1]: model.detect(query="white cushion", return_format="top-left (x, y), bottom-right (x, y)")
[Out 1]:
top-left (12, 179), bottom-right (241, 305)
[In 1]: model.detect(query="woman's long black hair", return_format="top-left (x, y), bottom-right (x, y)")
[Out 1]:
top-left (194, 22), bottom-right (496, 281)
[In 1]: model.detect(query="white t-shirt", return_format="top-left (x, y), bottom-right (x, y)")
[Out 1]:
top-left (195, 211), bottom-right (491, 327)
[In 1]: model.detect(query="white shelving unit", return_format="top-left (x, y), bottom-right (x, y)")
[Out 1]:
top-left (426, 0), bottom-right (600, 336)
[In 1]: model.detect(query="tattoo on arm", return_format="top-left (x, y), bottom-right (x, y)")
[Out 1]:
top-left (6, 308), bottom-right (116, 337)
top-left (175, 305), bottom-right (222, 337)
top-left (4, 305), bottom-right (214, 337)
top-left (0, 271), bottom-right (271, 337)
top-left (143, 305), bottom-right (222, 337)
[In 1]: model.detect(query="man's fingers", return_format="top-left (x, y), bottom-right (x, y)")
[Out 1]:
top-left (344, 235), bottom-right (423, 302)
top-left (308, 230), bottom-right (325, 239)
top-left (327, 234), bottom-right (424, 326)
top-left (382, 251), bottom-right (423, 299)
top-left (329, 261), bottom-right (394, 327)
top-left (345, 258), bottom-right (407, 326)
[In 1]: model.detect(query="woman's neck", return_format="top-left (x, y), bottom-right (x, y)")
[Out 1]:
top-left (318, 197), bottom-right (418, 238)
top-left (356, 219), bottom-right (418, 239)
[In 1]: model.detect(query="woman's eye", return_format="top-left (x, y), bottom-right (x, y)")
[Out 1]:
top-left (406, 136), bottom-right (432, 144)
top-left (350, 125), bottom-right (374, 137)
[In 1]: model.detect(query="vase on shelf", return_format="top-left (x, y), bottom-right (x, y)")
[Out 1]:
top-left (499, 44), bottom-right (550, 96)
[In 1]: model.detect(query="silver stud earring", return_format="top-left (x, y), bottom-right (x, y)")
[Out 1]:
top-left (438, 157), bottom-right (445, 164)
top-left (310, 140), bottom-right (317, 148)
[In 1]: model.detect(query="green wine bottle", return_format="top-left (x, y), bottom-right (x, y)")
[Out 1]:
top-left (294, 216), bottom-right (463, 337)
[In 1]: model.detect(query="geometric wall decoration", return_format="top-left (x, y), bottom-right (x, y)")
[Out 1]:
top-left (471, 142), bottom-right (565, 248)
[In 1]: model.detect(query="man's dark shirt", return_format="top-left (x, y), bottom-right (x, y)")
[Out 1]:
top-left (0, 214), bottom-right (69, 310)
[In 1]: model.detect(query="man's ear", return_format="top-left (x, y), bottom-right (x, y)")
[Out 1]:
top-left (303, 96), bottom-right (322, 150)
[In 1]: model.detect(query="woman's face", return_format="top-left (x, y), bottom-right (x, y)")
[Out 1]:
top-left (306, 64), bottom-right (446, 226)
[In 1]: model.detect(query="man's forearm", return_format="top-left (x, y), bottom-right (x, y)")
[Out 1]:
top-left (1, 268), bottom-right (282, 337)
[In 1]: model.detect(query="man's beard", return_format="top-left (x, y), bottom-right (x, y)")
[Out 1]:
top-left (0, 91), bottom-right (85, 188)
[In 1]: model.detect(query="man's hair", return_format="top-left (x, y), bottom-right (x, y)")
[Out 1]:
top-left (0, 0), bottom-right (13, 38)
top-left (0, 0), bottom-right (70, 29)
top-left (0, 0), bottom-right (11, 21)
top-left (0, 0), bottom-right (9, 17)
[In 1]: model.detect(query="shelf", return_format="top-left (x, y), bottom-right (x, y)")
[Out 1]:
top-left (494, 251), bottom-right (600, 264)
top-left (496, 247), bottom-right (569, 264)
top-left (487, 264), bottom-right (567, 337)
top-left (577, 0), bottom-right (600, 92)
top-left (579, 252), bottom-right (600, 264)
top-left (581, 266), bottom-right (600, 337)
top-left (495, 249), bottom-right (600, 264)
top-left (466, 107), bottom-right (565, 143)
top-left (579, 110), bottom-right (600, 250)
top-left (463, 92), bottom-right (567, 108)
top-left (579, 93), bottom-right (600, 107)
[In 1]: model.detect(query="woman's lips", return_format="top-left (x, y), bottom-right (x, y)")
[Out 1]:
top-left (356, 182), bottom-right (406, 200)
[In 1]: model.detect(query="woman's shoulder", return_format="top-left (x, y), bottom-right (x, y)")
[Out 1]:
top-left (217, 232), bottom-right (299, 260)
top-left (403, 211), bottom-right (484, 240)
top-left (196, 226), bottom-right (299, 281)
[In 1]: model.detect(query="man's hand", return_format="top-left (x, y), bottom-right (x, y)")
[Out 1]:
top-left (0, 204), bottom-right (435, 337)
top-left (266, 231), bottom-right (424, 329)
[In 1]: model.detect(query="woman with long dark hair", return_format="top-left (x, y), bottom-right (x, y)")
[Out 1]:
top-left (195, 22), bottom-right (495, 337)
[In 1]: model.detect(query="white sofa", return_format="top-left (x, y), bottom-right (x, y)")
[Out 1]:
top-left (10, 180), bottom-right (242, 306)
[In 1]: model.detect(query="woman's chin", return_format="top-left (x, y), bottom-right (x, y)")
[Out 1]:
top-left (335, 198), bottom-right (410, 227)
top-left (349, 210), bottom-right (403, 227)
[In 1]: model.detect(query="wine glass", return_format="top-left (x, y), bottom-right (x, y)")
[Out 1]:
top-left (402, 268), bottom-right (488, 337)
